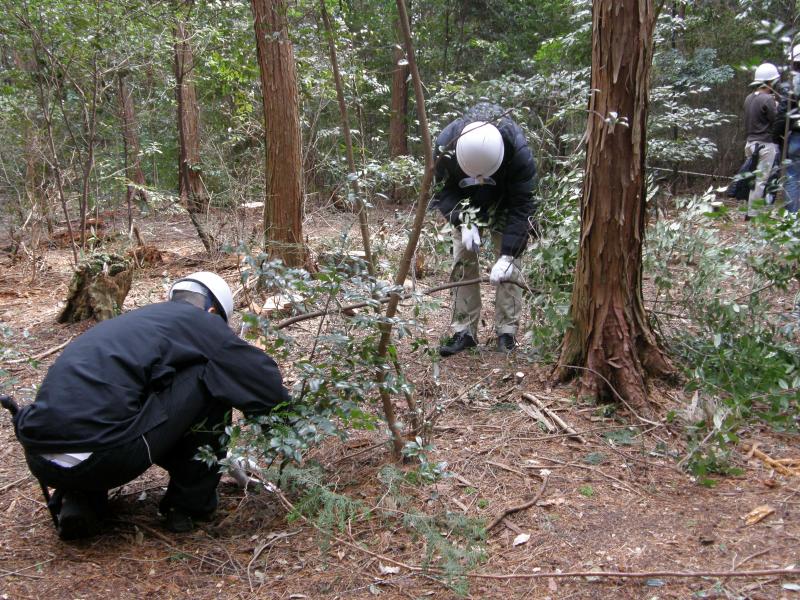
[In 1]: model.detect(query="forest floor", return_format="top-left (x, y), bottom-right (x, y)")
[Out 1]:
top-left (0, 202), bottom-right (799, 600)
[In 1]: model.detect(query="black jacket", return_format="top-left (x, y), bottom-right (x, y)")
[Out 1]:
top-left (772, 76), bottom-right (800, 144)
top-left (430, 104), bottom-right (537, 257)
top-left (14, 301), bottom-right (290, 453)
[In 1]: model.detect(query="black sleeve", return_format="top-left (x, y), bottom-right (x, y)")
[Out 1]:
top-left (500, 125), bottom-right (538, 257)
top-left (202, 334), bottom-right (291, 417)
top-left (772, 84), bottom-right (792, 144)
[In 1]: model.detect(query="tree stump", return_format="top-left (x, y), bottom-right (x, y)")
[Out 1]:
top-left (58, 253), bottom-right (133, 323)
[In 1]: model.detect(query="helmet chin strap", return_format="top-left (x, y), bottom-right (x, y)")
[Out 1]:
top-left (459, 175), bottom-right (497, 188)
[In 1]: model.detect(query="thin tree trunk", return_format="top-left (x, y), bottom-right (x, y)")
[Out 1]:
top-left (78, 51), bottom-right (99, 250)
top-left (251, 0), bottom-right (306, 267)
top-left (318, 0), bottom-right (375, 275)
top-left (373, 0), bottom-right (433, 458)
top-left (117, 69), bottom-right (149, 225)
top-left (13, 49), bottom-right (51, 235)
top-left (27, 34), bottom-right (78, 265)
top-left (555, 0), bottom-right (673, 412)
top-left (174, 2), bottom-right (215, 252)
top-left (442, 0), bottom-right (450, 77)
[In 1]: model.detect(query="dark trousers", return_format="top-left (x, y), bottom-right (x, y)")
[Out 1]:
top-left (24, 365), bottom-right (229, 517)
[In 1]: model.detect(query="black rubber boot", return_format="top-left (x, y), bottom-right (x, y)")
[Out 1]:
top-left (438, 331), bottom-right (477, 357)
top-left (163, 508), bottom-right (195, 533)
top-left (57, 491), bottom-right (105, 540)
top-left (497, 333), bottom-right (516, 353)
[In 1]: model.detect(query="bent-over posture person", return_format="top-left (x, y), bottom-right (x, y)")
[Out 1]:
top-left (7, 271), bottom-right (290, 539)
top-left (431, 103), bottom-right (538, 356)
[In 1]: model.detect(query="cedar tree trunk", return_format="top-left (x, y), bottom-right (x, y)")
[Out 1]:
top-left (251, 0), bottom-right (306, 267)
top-left (555, 0), bottom-right (673, 412)
top-left (174, 3), bottom-right (215, 252)
top-left (388, 25), bottom-right (410, 203)
top-left (117, 70), bottom-right (149, 215)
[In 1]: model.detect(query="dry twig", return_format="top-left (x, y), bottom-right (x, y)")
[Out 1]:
top-left (5, 336), bottom-right (75, 364)
top-left (486, 473), bottom-right (550, 532)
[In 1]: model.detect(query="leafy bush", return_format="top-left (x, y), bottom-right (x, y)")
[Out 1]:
top-left (645, 195), bottom-right (800, 482)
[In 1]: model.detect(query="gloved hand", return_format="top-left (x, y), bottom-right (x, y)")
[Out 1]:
top-left (490, 255), bottom-right (515, 285)
top-left (461, 224), bottom-right (481, 253)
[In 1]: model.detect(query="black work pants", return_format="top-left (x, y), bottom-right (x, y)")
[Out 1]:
top-left (24, 365), bottom-right (229, 517)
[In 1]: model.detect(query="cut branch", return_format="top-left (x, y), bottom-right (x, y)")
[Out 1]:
top-left (274, 277), bottom-right (530, 330)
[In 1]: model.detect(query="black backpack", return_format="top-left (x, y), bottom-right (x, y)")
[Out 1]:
top-left (726, 144), bottom-right (762, 201)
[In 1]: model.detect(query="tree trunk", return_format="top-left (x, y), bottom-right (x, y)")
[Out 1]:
top-left (117, 70), bottom-right (149, 219)
top-left (59, 253), bottom-right (133, 323)
top-left (555, 0), bottom-right (673, 412)
top-left (373, 0), bottom-right (433, 458)
top-left (319, 0), bottom-right (375, 275)
top-left (251, 0), bottom-right (306, 267)
top-left (388, 22), bottom-right (410, 203)
top-left (174, 2), bottom-right (215, 253)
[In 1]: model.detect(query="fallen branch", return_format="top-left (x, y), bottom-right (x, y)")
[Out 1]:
top-left (0, 558), bottom-right (54, 580)
top-left (521, 393), bottom-right (585, 443)
top-left (5, 336), bottom-right (75, 365)
top-left (275, 277), bottom-right (531, 330)
top-left (487, 473), bottom-right (549, 532)
top-left (0, 475), bottom-right (30, 494)
top-left (517, 401), bottom-right (557, 433)
top-left (469, 567), bottom-right (800, 581)
top-left (742, 442), bottom-right (800, 478)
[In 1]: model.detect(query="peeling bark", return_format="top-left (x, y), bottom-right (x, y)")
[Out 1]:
top-left (556, 0), bottom-right (673, 412)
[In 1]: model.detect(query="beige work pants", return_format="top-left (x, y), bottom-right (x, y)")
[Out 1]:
top-left (450, 230), bottom-right (523, 338)
top-left (745, 141), bottom-right (779, 217)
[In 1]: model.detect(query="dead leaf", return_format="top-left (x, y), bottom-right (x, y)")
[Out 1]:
top-left (743, 504), bottom-right (775, 525)
top-left (512, 533), bottom-right (531, 546)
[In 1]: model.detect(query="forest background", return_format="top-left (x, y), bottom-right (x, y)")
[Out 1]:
top-left (1, 0), bottom-right (800, 598)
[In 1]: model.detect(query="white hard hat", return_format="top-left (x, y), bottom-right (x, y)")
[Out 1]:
top-left (169, 271), bottom-right (233, 322)
top-left (455, 121), bottom-right (505, 178)
top-left (752, 62), bottom-right (780, 85)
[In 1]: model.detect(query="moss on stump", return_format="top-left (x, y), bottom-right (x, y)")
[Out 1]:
top-left (58, 253), bottom-right (133, 323)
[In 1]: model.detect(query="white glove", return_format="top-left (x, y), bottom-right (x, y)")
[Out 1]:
top-left (490, 255), bottom-right (515, 285)
top-left (461, 224), bottom-right (481, 253)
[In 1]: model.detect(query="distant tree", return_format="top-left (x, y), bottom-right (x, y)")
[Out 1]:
top-left (556, 0), bottom-right (674, 411)
top-left (251, 0), bottom-right (306, 267)
top-left (174, 0), bottom-right (215, 252)
top-left (388, 20), bottom-right (410, 203)
top-left (117, 68), bottom-right (150, 225)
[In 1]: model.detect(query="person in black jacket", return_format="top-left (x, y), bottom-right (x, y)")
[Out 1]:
top-left (11, 271), bottom-right (291, 539)
top-left (430, 103), bottom-right (537, 356)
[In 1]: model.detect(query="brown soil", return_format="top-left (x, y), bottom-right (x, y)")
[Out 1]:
top-left (1, 206), bottom-right (799, 600)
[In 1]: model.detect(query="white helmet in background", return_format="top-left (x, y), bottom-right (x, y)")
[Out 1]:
top-left (456, 121), bottom-right (505, 179)
top-left (788, 44), bottom-right (800, 62)
top-left (752, 62), bottom-right (780, 85)
top-left (169, 271), bottom-right (234, 322)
